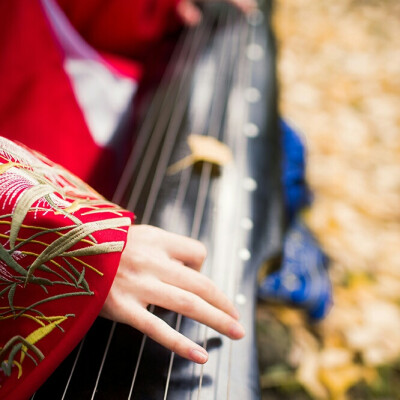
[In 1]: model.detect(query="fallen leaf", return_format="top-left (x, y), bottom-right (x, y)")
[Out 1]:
top-left (167, 134), bottom-right (233, 174)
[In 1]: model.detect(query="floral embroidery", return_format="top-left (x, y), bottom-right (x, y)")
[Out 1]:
top-left (0, 137), bottom-right (131, 381)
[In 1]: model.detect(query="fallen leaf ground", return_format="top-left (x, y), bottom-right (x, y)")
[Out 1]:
top-left (257, 1), bottom-right (400, 399)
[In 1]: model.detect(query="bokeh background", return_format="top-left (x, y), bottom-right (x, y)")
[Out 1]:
top-left (257, 0), bottom-right (400, 399)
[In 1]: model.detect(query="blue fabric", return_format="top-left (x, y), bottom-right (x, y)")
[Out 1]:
top-left (280, 119), bottom-right (311, 221)
top-left (258, 120), bottom-right (332, 320)
top-left (259, 218), bottom-right (332, 320)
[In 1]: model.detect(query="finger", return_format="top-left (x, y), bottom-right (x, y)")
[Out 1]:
top-left (128, 225), bottom-right (206, 270)
top-left (148, 282), bottom-right (245, 340)
top-left (162, 232), bottom-right (207, 271)
top-left (131, 307), bottom-right (209, 364)
top-left (159, 260), bottom-right (240, 319)
top-left (176, 1), bottom-right (202, 26)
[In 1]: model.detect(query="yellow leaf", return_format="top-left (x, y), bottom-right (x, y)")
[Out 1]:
top-left (20, 317), bottom-right (67, 364)
top-left (292, 326), bottom-right (329, 399)
top-left (319, 364), bottom-right (363, 400)
top-left (13, 360), bottom-right (23, 379)
top-left (167, 134), bottom-right (233, 174)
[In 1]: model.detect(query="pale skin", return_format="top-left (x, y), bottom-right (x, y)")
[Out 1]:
top-left (101, 225), bottom-right (245, 364)
top-left (101, 0), bottom-right (256, 365)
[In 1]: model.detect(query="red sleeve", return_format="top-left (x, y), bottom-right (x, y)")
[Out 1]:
top-left (0, 137), bottom-right (133, 399)
top-left (57, 0), bottom-right (183, 58)
top-left (0, 0), bottom-right (139, 199)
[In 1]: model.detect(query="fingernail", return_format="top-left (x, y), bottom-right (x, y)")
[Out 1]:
top-left (229, 322), bottom-right (245, 339)
top-left (190, 348), bottom-right (208, 364)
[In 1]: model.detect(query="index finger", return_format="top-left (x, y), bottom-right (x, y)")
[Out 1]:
top-left (161, 230), bottom-right (207, 271)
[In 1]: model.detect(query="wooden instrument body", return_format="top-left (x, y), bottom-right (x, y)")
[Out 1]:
top-left (33, 2), bottom-right (283, 399)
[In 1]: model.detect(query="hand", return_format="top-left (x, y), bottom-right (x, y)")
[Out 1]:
top-left (177, 0), bottom-right (257, 26)
top-left (100, 225), bottom-right (245, 364)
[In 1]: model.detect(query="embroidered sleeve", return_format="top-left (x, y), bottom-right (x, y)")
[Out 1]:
top-left (0, 137), bottom-right (133, 399)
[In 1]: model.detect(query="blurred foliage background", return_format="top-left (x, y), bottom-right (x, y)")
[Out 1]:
top-left (257, 0), bottom-right (400, 399)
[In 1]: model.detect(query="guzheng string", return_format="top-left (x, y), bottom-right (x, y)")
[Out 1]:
top-left (162, 4), bottom-right (260, 398)
top-left (126, 4), bottom-right (259, 398)
top-left (185, 4), bottom-right (262, 398)
top-left (178, 8), bottom-right (238, 399)
top-left (227, 10), bottom-right (261, 399)
top-left (163, 4), bottom-right (264, 397)
top-left (59, 336), bottom-right (86, 400)
top-left (107, 25), bottom-right (214, 400)
top-left (95, 12), bottom-right (216, 400)
top-left (163, 25), bottom-right (233, 385)
top-left (225, 17), bottom-right (253, 400)
top-left (126, 19), bottom-right (216, 400)
top-left (55, 14), bottom-right (213, 400)
top-left (159, 6), bottom-right (249, 398)
top-left (53, 2), bottom-right (263, 398)
top-left (115, 24), bottom-right (208, 210)
top-left (126, 24), bottom-right (213, 214)
top-left (195, 9), bottom-right (250, 399)
top-left (128, 5), bottom-right (237, 398)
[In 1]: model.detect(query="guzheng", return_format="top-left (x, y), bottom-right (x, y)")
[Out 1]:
top-left (33, 1), bottom-right (283, 399)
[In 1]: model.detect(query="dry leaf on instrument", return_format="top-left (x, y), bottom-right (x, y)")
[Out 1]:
top-left (167, 134), bottom-right (233, 174)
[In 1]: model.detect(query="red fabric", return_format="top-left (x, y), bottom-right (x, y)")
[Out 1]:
top-left (57, 0), bottom-right (182, 59)
top-left (0, 139), bottom-right (133, 399)
top-left (101, 52), bottom-right (143, 81)
top-left (0, 0), bottom-right (110, 195)
top-left (0, 1), bottom-right (182, 397)
top-left (0, 0), bottom-right (181, 198)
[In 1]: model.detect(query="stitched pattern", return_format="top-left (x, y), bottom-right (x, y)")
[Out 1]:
top-left (0, 137), bottom-right (131, 382)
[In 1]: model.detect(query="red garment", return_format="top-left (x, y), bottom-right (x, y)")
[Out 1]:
top-left (57, 0), bottom-right (181, 59)
top-left (0, 0), bottom-right (181, 398)
top-left (0, 0), bottom-right (180, 198)
top-left (0, 137), bottom-right (133, 399)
